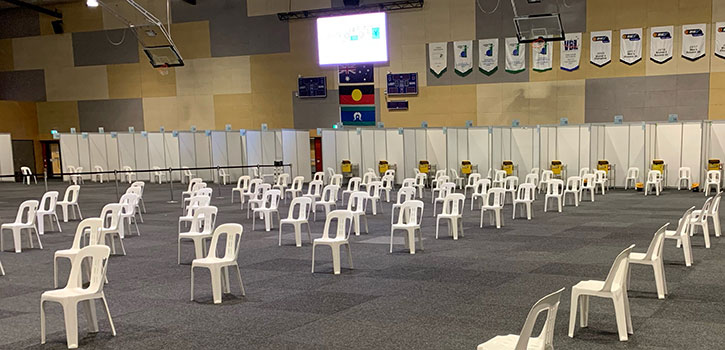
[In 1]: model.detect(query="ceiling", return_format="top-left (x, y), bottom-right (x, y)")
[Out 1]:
top-left (0, 0), bottom-right (84, 10)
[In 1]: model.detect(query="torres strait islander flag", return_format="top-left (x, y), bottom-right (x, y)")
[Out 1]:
top-left (339, 84), bottom-right (375, 105)
top-left (341, 106), bottom-right (375, 126)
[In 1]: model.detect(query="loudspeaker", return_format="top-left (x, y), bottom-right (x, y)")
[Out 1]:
top-left (51, 20), bottom-right (63, 34)
top-left (343, 0), bottom-right (360, 6)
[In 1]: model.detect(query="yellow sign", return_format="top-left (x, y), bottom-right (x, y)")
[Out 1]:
top-left (461, 160), bottom-right (472, 174)
top-left (419, 160), bottom-right (430, 173)
top-left (597, 160), bottom-right (610, 173)
top-left (378, 160), bottom-right (389, 173)
top-left (652, 159), bottom-right (665, 173)
top-left (341, 160), bottom-right (351, 173)
top-left (502, 160), bottom-right (514, 175)
top-left (708, 159), bottom-right (721, 171)
top-left (551, 160), bottom-right (563, 175)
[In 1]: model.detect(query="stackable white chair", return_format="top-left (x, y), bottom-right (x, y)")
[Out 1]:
top-left (314, 185), bottom-right (340, 221)
top-left (391, 187), bottom-right (416, 224)
top-left (503, 176), bottom-right (518, 203)
top-left (450, 169), bottom-right (464, 189)
top-left (390, 200), bottom-right (424, 254)
top-left (624, 167), bottom-right (639, 190)
top-left (247, 183), bottom-right (271, 219)
top-left (182, 166), bottom-right (193, 184)
top-left (251, 167), bottom-right (260, 179)
top-left (696, 191), bottom-right (722, 238)
top-left (480, 188), bottom-right (505, 229)
top-left (53, 218), bottom-right (103, 288)
top-left (342, 177), bottom-right (361, 205)
top-left (628, 223), bottom-right (669, 299)
top-left (436, 193), bottom-right (465, 240)
top-left (119, 193), bottom-right (141, 237)
top-left (512, 183), bottom-right (535, 220)
top-left (524, 173), bottom-right (539, 200)
top-left (37, 191), bottom-right (62, 234)
top-left (434, 169), bottom-right (447, 180)
top-left (302, 180), bottom-right (324, 213)
top-left (241, 179), bottom-right (263, 209)
top-left (252, 189), bottom-right (281, 232)
top-left (413, 172), bottom-right (427, 198)
top-left (470, 179), bottom-right (491, 210)
top-left (130, 181), bottom-right (147, 213)
top-left (98, 204), bottom-right (126, 255)
top-left (178, 196), bottom-right (211, 234)
top-left (279, 197), bottom-right (313, 247)
top-left (311, 210), bottom-right (354, 275)
top-left (413, 167), bottom-right (420, 175)
top-left (492, 170), bottom-right (506, 188)
top-left (486, 168), bottom-right (493, 180)
top-left (594, 170), bottom-right (608, 194)
top-left (69, 166), bottom-right (83, 185)
top-left (217, 168), bottom-right (230, 185)
top-left (190, 223), bottom-right (245, 304)
top-left (182, 178), bottom-right (203, 207)
top-left (92, 166), bottom-right (105, 183)
top-left (273, 174), bottom-right (290, 202)
top-left (538, 170), bottom-right (553, 193)
top-left (677, 167), bottom-right (692, 190)
top-left (645, 170), bottom-right (662, 196)
top-left (401, 178), bottom-right (415, 189)
top-left (705, 170), bottom-right (721, 196)
top-left (178, 206), bottom-right (217, 264)
top-left (581, 174), bottom-right (596, 202)
top-left (544, 179), bottom-right (564, 213)
top-left (664, 207), bottom-right (695, 267)
top-left (57, 185), bottom-right (82, 222)
top-left (365, 181), bottom-right (384, 215)
top-left (122, 166), bottom-right (136, 183)
top-left (347, 192), bottom-right (369, 236)
top-left (380, 175), bottom-right (394, 202)
top-left (431, 176), bottom-right (450, 203)
top-left (384, 169), bottom-right (396, 178)
top-left (231, 175), bottom-right (251, 204)
top-left (0, 200), bottom-right (41, 253)
top-left (563, 176), bottom-right (581, 207)
top-left (327, 167), bottom-right (336, 182)
top-left (433, 182), bottom-right (456, 214)
top-left (477, 288), bottom-right (564, 350)
top-left (569, 245), bottom-right (635, 342)
top-left (689, 197), bottom-right (714, 248)
top-left (579, 167), bottom-right (590, 178)
top-left (463, 173), bottom-right (481, 197)
top-left (330, 173), bottom-right (343, 188)
top-left (21, 166), bottom-right (37, 185)
top-left (286, 176), bottom-right (304, 201)
top-left (151, 166), bottom-right (166, 184)
top-left (41, 245), bottom-right (115, 349)
top-left (313, 171), bottom-right (325, 183)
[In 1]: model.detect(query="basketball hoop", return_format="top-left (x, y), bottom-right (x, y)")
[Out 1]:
top-left (532, 37), bottom-right (545, 51)
top-left (156, 63), bottom-right (169, 76)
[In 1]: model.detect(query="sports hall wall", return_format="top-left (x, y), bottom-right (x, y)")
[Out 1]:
top-left (1, 0), bottom-right (725, 171)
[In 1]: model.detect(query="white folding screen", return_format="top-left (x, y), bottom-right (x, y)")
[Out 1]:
top-left (555, 126), bottom-right (582, 177)
top-left (195, 132), bottom-right (213, 181)
top-left (361, 129), bottom-right (376, 173)
top-left (211, 131), bottom-right (228, 183)
top-left (117, 133), bottom-right (136, 176)
top-left (259, 131), bottom-right (277, 176)
top-left (147, 133), bottom-right (166, 171)
top-left (226, 132), bottom-right (243, 179)
top-left (426, 129), bottom-right (446, 171)
top-left (654, 122), bottom-right (703, 187)
top-left (415, 129), bottom-right (427, 167)
top-left (467, 128), bottom-right (490, 175)
top-left (105, 134), bottom-right (120, 173)
top-left (321, 129), bottom-right (337, 174)
top-left (710, 122), bottom-right (725, 170)
top-left (133, 134), bottom-right (150, 181)
top-left (178, 132), bottom-right (197, 179)
top-left (491, 127), bottom-right (506, 171)
top-left (403, 129), bottom-right (416, 179)
top-left (246, 130), bottom-right (262, 175)
top-left (88, 134), bottom-right (108, 175)
top-left (386, 129), bottom-right (404, 184)
top-left (282, 129), bottom-right (298, 179)
top-left (60, 134), bottom-right (79, 181)
top-left (0, 134), bottom-right (14, 181)
top-left (456, 129), bottom-right (468, 171)
top-left (348, 130), bottom-right (361, 174)
top-left (446, 128), bottom-right (459, 174)
top-left (76, 134), bottom-right (91, 180)
top-left (511, 127), bottom-right (536, 176)
top-left (295, 130), bottom-right (312, 181)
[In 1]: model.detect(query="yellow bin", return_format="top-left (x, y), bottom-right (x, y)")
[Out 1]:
top-left (551, 160), bottom-right (563, 175)
top-left (378, 160), bottom-right (389, 174)
top-left (461, 160), bottom-right (472, 174)
top-left (708, 159), bottom-right (721, 171)
top-left (652, 159), bottom-right (665, 173)
top-left (418, 160), bottom-right (430, 173)
top-left (502, 160), bottom-right (514, 176)
top-left (341, 160), bottom-right (352, 173)
top-left (597, 160), bottom-right (610, 173)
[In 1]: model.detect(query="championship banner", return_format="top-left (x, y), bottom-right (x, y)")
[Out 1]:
top-left (716, 22), bottom-right (725, 59)
top-left (478, 38), bottom-right (498, 75)
top-left (560, 32), bottom-right (581, 71)
top-left (339, 85), bottom-right (375, 105)
top-left (620, 28), bottom-right (642, 65)
top-left (590, 30), bottom-right (612, 67)
top-left (453, 40), bottom-right (473, 76)
top-left (682, 23), bottom-right (706, 61)
top-left (650, 26), bottom-right (674, 64)
top-left (504, 37), bottom-right (525, 73)
top-left (341, 106), bottom-right (375, 126)
top-left (428, 42), bottom-right (447, 77)
top-left (532, 41), bottom-right (552, 72)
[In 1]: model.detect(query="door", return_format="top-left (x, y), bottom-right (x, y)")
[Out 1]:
top-left (41, 140), bottom-right (62, 178)
top-left (313, 137), bottom-right (322, 172)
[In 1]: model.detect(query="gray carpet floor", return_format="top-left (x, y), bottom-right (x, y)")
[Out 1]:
top-left (0, 180), bottom-right (723, 349)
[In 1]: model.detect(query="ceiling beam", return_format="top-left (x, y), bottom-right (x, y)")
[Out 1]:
top-left (0, 0), bottom-right (62, 19)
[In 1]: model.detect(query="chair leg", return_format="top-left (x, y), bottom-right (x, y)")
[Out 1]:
top-left (40, 300), bottom-right (47, 344)
top-left (653, 262), bottom-right (666, 299)
top-left (311, 244), bottom-right (316, 273)
top-left (703, 224), bottom-right (711, 248)
top-left (235, 265), bottom-right (246, 296)
top-left (209, 266), bottom-right (223, 304)
top-left (331, 245), bottom-right (342, 274)
top-left (612, 295), bottom-right (630, 341)
top-left (62, 301), bottom-right (80, 349)
top-left (568, 292), bottom-right (579, 337)
top-left (346, 243), bottom-right (353, 269)
top-left (190, 266), bottom-right (195, 301)
top-left (53, 257), bottom-right (59, 288)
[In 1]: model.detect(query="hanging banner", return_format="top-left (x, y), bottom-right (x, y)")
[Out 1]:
top-left (504, 37), bottom-right (525, 73)
top-left (716, 22), bottom-right (725, 59)
top-left (650, 26), bottom-right (674, 64)
top-left (428, 42), bottom-right (447, 77)
top-left (682, 23), bottom-right (706, 61)
top-left (478, 38), bottom-right (498, 75)
top-left (590, 30), bottom-right (612, 67)
top-left (620, 28), bottom-right (643, 65)
top-left (532, 41), bottom-right (552, 72)
top-left (453, 40), bottom-right (473, 76)
top-left (560, 32), bottom-right (581, 71)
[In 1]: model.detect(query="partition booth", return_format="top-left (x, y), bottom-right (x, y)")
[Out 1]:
top-left (0, 133), bottom-right (14, 182)
top-left (59, 129), bottom-right (311, 183)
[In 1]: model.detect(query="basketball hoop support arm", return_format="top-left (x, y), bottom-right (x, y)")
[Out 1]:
top-left (510, 0), bottom-right (518, 17)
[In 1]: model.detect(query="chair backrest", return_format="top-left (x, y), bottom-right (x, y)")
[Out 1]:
top-left (473, 179), bottom-right (491, 195)
top-left (330, 174), bottom-right (343, 187)
top-left (395, 200), bottom-right (424, 226)
top-left (602, 245), bottom-right (636, 292)
top-left (450, 168), bottom-right (459, 179)
top-left (218, 168), bottom-right (228, 176)
top-left (413, 167), bottom-right (420, 175)
top-left (185, 195), bottom-right (211, 216)
top-left (441, 193), bottom-right (465, 216)
top-left (291, 176), bottom-right (304, 191)
top-left (494, 170), bottom-right (506, 182)
top-left (466, 173), bottom-right (481, 186)
top-left (524, 173), bottom-right (538, 185)
top-left (707, 170), bottom-right (721, 182)
top-left (516, 183), bottom-right (536, 201)
top-left (433, 176), bottom-right (449, 189)
top-left (126, 186), bottom-right (142, 197)
top-left (679, 167), bottom-right (691, 178)
top-left (674, 206), bottom-right (695, 237)
top-left (362, 171), bottom-right (375, 185)
top-left (246, 178), bottom-right (262, 194)
top-left (191, 206), bottom-right (217, 233)
top-left (236, 175), bottom-right (251, 189)
top-left (709, 191), bottom-right (722, 215)
top-left (504, 176), bottom-right (519, 190)
top-left (63, 185), bottom-right (80, 203)
top-left (485, 187), bottom-right (506, 207)
top-left (206, 223), bottom-right (244, 261)
top-left (68, 165), bottom-right (76, 173)
top-left (647, 170), bottom-right (660, 182)
top-left (327, 167), bottom-right (335, 179)
top-left (579, 167), bottom-right (590, 177)
top-left (566, 176), bottom-right (581, 191)
top-left (191, 181), bottom-right (207, 193)
top-left (252, 167), bottom-right (259, 178)
top-left (307, 180), bottom-right (323, 196)
top-left (402, 178), bottom-right (416, 188)
top-left (71, 217), bottom-right (103, 249)
top-left (435, 169), bottom-right (447, 179)
top-left (94, 165), bottom-right (103, 172)
top-left (627, 167), bottom-right (639, 178)
top-left (594, 170), bottom-right (607, 180)
top-left (313, 171), bottom-right (324, 182)
top-left (694, 197), bottom-right (714, 223)
top-left (582, 173), bottom-right (595, 187)
top-left (262, 189), bottom-right (281, 210)
top-left (39, 191), bottom-right (59, 212)
top-left (415, 172), bottom-right (427, 185)
top-left (16, 200), bottom-right (39, 225)
top-left (347, 191), bottom-right (367, 212)
top-left (436, 182), bottom-right (456, 200)
top-left (321, 185), bottom-right (340, 203)
top-left (187, 177), bottom-right (202, 192)
top-left (321, 210), bottom-right (353, 240)
top-left (530, 167), bottom-right (539, 175)
top-left (396, 187), bottom-right (416, 205)
top-left (131, 181), bottom-right (145, 194)
top-left (65, 245), bottom-right (111, 294)
top-left (255, 184), bottom-right (271, 200)
top-left (541, 170), bottom-right (553, 181)
top-left (514, 288), bottom-right (565, 350)
top-left (119, 193), bottom-right (138, 215)
top-left (546, 179), bottom-right (564, 196)
top-left (197, 187), bottom-right (213, 198)
top-left (183, 166), bottom-right (192, 176)
top-left (275, 174), bottom-right (289, 187)
top-left (100, 203), bottom-right (123, 230)
top-left (123, 166), bottom-right (133, 172)
top-left (21, 166), bottom-right (31, 175)
top-left (486, 168), bottom-right (492, 179)
top-left (381, 175), bottom-right (394, 189)
top-left (287, 196), bottom-right (312, 220)
top-left (384, 169), bottom-right (395, 177)
top-left (368, 181), bottom-right (383, 197)
top-left (643, 223), bottom-right (669, 261)
top-left (347, 177), bottom-right (361, 191)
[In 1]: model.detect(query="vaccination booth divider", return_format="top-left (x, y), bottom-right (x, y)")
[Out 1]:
top-left (0, 133), bottom-right (14, 181)
top-left (59, 129), bottom-right (311, 183)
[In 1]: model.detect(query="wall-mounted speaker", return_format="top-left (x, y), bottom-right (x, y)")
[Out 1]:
top-left (343, 0), bottom-right (360, 7)
top-left (51, 20), bottom-right (63, 34)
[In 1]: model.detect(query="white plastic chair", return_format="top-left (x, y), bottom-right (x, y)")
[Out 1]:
top-left (57, 185), bottom-right (82, 223)
top-left (464, 173), bottom-right (481, 197)
top-left (677, 167), bottom-right (691, 190)
top-left (434, 169), bottom-right (447, 180)
top-left (41, 245), bottom-right (115, 349)
top-left (92, 165), bottom-right (105, 183)
top-left (705, 170), bottom-right (721, 196)
top-left (569, 245), bottom-right (635, 342)
top-left (360, 171), bottom-right (377, 193)
top-left (645, 170), bottom-right (662, 196)
top-left (390, 200), bottom-right (424, 254)
top-left (594, 170), bottom-right (608, 194)
top-left (664, 207), bottom-right (695, 267)
top-left (178, 195), bottom-right (211, 233)
top-left (302, 180), bottom-right (324, 215)
top-left (182, 166), bottom-right (193, 184)
top-left (391, 187), bottom-right (416, 224)
top-left (231, 175), bottom-right (251, 204)
top-left (342, 177), bottom-right (361, 205)
top-left (512, 183), bottom-right (535, 220)
top-left (119, 193), bottom-right (141, 237)
top-left (380, 174), bottom-right (394, 202)
top-left (538, 170), bottom-right (553, 193)
top-left (98, 204), bottom-right (126, 255)
top-left (503, 176), bottom-right (518, 203)
top-left (433, 182), bottom-right (456, 214)
top-left (347, 192), bottom-right (369, 236)
top-left (624, 167), bottom-right (639, 190)
top-left (21, 166), bottom-right (37, 185)
top-left (217, 168), bottom-right (230, 185)
top-left (365, 181), bottom-right (384, 215)
top-left (330, 173), bottom-right (343, 188)
top-left (130, 181), bottom-right (147, 213)
top-left (274, 173), bottom-right (291, 202)
top-left (151, 166), bottom-right (167, 184)
top-left (450, 169), bottom-right (464, 189)
top-left (544, 179), bottom-right (564, 213)
top-left (401, 178), bottom-right (415, 188)
top-left (436, 193), bottom-right (465, 240)
top-left (480, 188), bottom-right (505, 228)
top-left (0, 200), bottom-right (41, 253)
top-left (471, 179), bottom-right (491, 210)
top-left (313, 171), bottom-right (325, 183)
top-left (182, 180), bottom-right (206, 209)
top-left (413, 172), bottom-right (427, 198)
top-left (580, 174), bottom-right (596, 202)
top-left (286, 176), bottom-right (304, 201)
top-left (524, 173), bottom-right (539, 198)
top-left (628, 223), bottom-right (669, 299)
top-left (279, 197), bottom-right (313, 247)
top-left (69, 166), bottom-right (83, 185)
top-left (579, 167), bottom-right (590, 178)
top-left (431, 176), bottom-right (450, 203)
top-left (689, 197), bottom-right (714, 248)
top-left (240, 178), bottom-right (262, 209)
top-left (178, 206), bottom-right (216, 264)
top-left (477, 288), bottom-right (564, 350)
top-left (252, 189), bottom-right (281, 232)
top-left (0, 258), bottom-right (4, 275)
top-left (314, 185), bottom-right (339, 221)
top-left (563, 176), bottom-right (581, 207)
top-left (53, 218), bottom-right (103, 288)
top-left (327, 167), bottom-right (336, 182)
top-left (37, 191), bottom-right (62, 234)
top-left (696, 191), bottom-right (722, 238)
top-left (492, 170), bottom-right (506, 188)
top-left (247, 183), bottom-right (271, 219)
top-left (190, 223), bottom-right (245, 304)
top-left (311, 210), bottom-right (354, 275)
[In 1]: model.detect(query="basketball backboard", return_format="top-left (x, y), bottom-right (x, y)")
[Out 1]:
top-left (514, 13), bottom-right (564, 42)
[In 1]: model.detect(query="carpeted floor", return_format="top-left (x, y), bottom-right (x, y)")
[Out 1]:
top-left (0, 179), bottom-right (723, 349)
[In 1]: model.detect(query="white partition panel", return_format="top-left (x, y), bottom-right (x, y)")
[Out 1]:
top-left (403, 129), bottom-right (416, 179)
top-left (446, 128), bottom-right (458, 174)
top-left (386, 129), bottom-right (404, 184)
top-left (655, 123), bottom-right (682, 187)
top-left (468, 128), bottom-right (490, 175)
top-left (348, 131), bottom-right (362, 175)
top-left (117, 133), bottom-right (136, 175)
top-left (682, 123), bottom-right (703, 185)
top-left (275, 131), bottom-right (283, 160)
top-left (555, 126), bottom-right (580, 177)
top-left (711, 122), bottom-right (725, 170)
top-left (427, 129), bottom-right (446, 171)
top-left (539, 126), bottom-right (557, 169)
top-left (195, 133), bottom-right (213, 181)
top-left (105, 134), bottom-right (119, 173)
top-left (415, 129), bottom-right (427, 165)
top-left (603, 125), bottom-right (630, 186)
top-left (60, 134), bottom-right (79, 182)
top-left (88, 134), bottom-right (108, 175)
top-left (361, 129), bottom-right (376, 173)
top-left (260, 131), bottom-right (277, 176)
top-left (178, 132), bottom-right (197, 178)
top-left (456, 129), bottom-right (468, 169)
top-left (491, 127), bottom-right (505, 169)
top-left (164, 133), bottom-right (181, 181)
top-left (630, 124), bottom-right (646, 178)
top-left (282, 129), bottom-right (298, 179)
top-left (76, 134), bottom-right (91, 180)
top-left (374, 129), bottom-right (387, 167)
top-left (211, 131), bottom-right (228, 183)
top-left (579, 126), bottom-right (591, 171)
top-left (321, 130), bottom-right (337, 174)
top-left (511, 127), bottom-right (535, 176)
top-left (133, 134), bottom-right (150, 181)
top-left (227, 132), bottom-right (243, 179)
top-left (0, 134), bottom-right (14, 181)
top-left (246, 131), bottom-right (262, 167)
top-left (147, 133), bottom-right (166, 171)
top-left (296, 131), bottom-right (312, 181)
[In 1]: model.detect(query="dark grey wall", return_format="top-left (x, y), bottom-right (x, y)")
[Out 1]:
top-left (0, 8), bottom-right (40, 39)
top-left (293, 88), bottom-right (382, 129)
top-left (72, 29), bottom-right (140, 66)
top-left (475, 0), bottom-right (586, 39)
top-left (78, 98), bottom-right (144, 132)
top-left (426, 40), bottom-right (529, 87)
top-left (585, 73), bottom-right (710, 123)
top-left (0, 70), bottom-right (46, 101)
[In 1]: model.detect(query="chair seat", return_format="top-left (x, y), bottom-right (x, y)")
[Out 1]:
top-left (663, 230), bottom-right (679, 238)
top-left (192, 256), bottom-right (235, 267)
top-left (314, 237), bottom-right (348, 244)
top-left (392, 223), bottom-right (419, 230)
top-left (481, 205), bottom-right (502, 211)
top-left (572, 280), bottom-right (606, 293)
top-left (42, 288), bottom-right (98, 301)
top-left (437, 213), bottom-right (461, 219)
top-left (54, 248), bottom-right (80, 258)
top-left (280, 218), bottom-right (306, 225)
top-left (179, 232), bottom-right (212, 239)
top-left (1, 223), bottom-right (31, 229)
top-left (57, 201), bottom-right (74, 206)
top-left (477, 334), bottom-right (545, 350)
top-left (37, 210), bottom-right (54, 215)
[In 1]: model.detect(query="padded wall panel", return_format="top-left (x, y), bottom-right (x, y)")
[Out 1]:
top-left (0, 8), bottom-right (40, 39)
top-left (46, 66), bottom-right (109, 102)
top-left (12, 34), bottom-right (73, 70)
top-left (78, 98), bottom-right (144, 132)
top-left (72, 29), bottom-right (139, 66)
top-left (0, 70), bottom-right (46, 101)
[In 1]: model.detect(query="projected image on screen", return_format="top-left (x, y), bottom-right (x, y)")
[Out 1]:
top-left (317, 12), bottom-right (388, 65)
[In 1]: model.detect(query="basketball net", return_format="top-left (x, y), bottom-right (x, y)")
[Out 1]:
top-left (532, 37), bottom-right (545, 51)
top-left (157, 64), bottom-right (170, 76)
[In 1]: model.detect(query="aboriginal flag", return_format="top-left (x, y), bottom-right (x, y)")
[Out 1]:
top-left (339, 85), bottom-right (375, 105)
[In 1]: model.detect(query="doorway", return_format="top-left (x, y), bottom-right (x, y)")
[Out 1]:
top-left (312, 137), bottom-right (322, 173)
top-left (40, 140), bottom-right (62, 178)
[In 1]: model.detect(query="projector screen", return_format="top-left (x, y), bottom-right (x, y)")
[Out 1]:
top-left (317, 12), bottom-right (388, 65)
